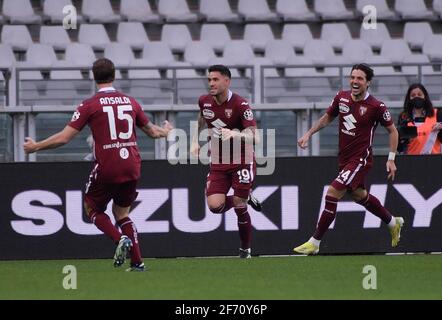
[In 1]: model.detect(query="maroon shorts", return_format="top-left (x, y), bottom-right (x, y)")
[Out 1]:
top-left (85, 178), bottom-right (139, 213)
top-left (206, 162), bottom-right (256, 199)
top-left (331, 161), bottom-right (371, 191)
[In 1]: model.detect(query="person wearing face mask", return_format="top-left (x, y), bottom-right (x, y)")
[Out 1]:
top-left (397, 83), bottom-right (442, 154)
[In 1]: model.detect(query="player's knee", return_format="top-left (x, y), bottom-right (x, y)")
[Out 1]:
top-left (209, 203), bottom-right (226, 214)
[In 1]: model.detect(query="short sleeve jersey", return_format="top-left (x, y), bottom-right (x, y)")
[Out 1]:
top-left (326, 90), bottom-right (393, 167)
top-left (198, 91), bottom-right (256, 169)
top-left (68, 88), bottom-right (149, 183)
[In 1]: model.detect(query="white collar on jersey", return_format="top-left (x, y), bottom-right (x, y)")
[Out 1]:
top-left (227, 90), bottom-right (233, 102)
top-left (363, 91), bottom-right (370, 100)
top-left (98, 86), bottom-right (116, 92)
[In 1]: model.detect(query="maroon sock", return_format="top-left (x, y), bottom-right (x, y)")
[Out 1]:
top-left (313, 195), bottom-right (338, 240)
top-left (235, 205), bottom-right (251, 249)
top-left (90, 212), bottom-right (121, 243)
top-left (357, 193), bottom-right (392, 224)
top-left (117, 217), bottom-right (142, 265)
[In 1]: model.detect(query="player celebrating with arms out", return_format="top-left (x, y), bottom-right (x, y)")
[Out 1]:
top-left (191, 65), bottom-right (262, 259)
top-left (24, 58), bottom-right (173, 271)
top-left (293, 63), bottom-right (404, 255)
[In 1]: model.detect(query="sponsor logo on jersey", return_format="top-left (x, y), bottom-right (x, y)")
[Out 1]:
top-left (71, 111), bottom-right (80, 121)
top-left (225, 109), bottom-right (233, 118)
top-left (383, 110), bottom-right (391, 121)
top-left (203, 103), bottom-right (212, 108)
top-left (243, 109), bottom-right (254, 121)
top-left (203, 109), bottom-right (215, 119)
top-left (340, 98), bottom-right (350, 103)
top-left (241, 102), bottom-right (249, 106)
top-left (359, 105), bottom-right (367, 116)
top-left (339, 104), bottom-right (350, 113)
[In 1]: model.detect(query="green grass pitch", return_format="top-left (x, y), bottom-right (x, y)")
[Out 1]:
top-left (0, 255), bottom-right (441, 300)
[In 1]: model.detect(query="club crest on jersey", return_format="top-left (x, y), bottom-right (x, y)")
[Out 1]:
top-left (339, 104), bottom-right (350, 113)
top-left (225, 109), bottom-right (233, 118)
top-left (203, 109), bottom-right (215, 119)
top-left (71, 111), bottom-right (80, 121)
top-left (359, 105), bottom-right (367, 116)
top-left (243, 109), bottom-right (254, 121)
top-left (203, 103), bottom-right (212, 108)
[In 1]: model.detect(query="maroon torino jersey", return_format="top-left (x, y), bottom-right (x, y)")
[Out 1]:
top-left (327, 90), bottom-right (393, 167)
top-left (198, 91), bottom-right (256, 169)
top-left (68, 87), bottom-right (149, 183)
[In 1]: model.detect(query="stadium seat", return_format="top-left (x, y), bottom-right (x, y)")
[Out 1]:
top-left (117, 22), bottom-right (150, 51)
top-left (360, 22), bottom-right (391, 51)
top-left (200, 24), bottom-right (231, 53)
top-left (342, 40), bottom-right (374, 64)
top-left (244, 24), bottom-right (275, 52)
top-left (43, 0), bottom-right (84, 24)
top-left (82, 0), bottom-right (121, 23)
top-left (40, 26), bottom-right (72, 51)
top-left (158, 0), bottom-right (198, 23)
top-left (394, 0), bottom-right (435, 20)
top-left (222, 40), bottom-right (256, 66)
top-left (403, 22), bottom-right (434, 51)
top-left (120, 0), bottom-right (162, 23)
top-left (184, 41), bottom-right (216, 66)
top-left (314, 0), bottom-right (354, 20)
top-left (161, 24), bottom-right (193, 53)
top-left (238, 0), bottom-right (279, 22)
top-left (104, 43), bottom-right (135, 68)
top-left (1, 25), bottom-right (33, 51)
top-left (281, 24), bottom-right (313, 51)
top-left (265, 40), bottom-right (296, 65)
top-left (434, 0), bottom-right (442, 17)
top-left (356, 0), bottom-right (397, 20)
top-left (2, 0), bottom-right (42, 24)
top-left (142, 42), bottom-right (189, 67)
top-left (276, 0), bottom-right (317, 21)
top-left (303, 40), bottom-right (346, 66)
top-left (0, 44), bottom-right (16, 68)
top-left (199, 0), bottom-right (240, 22)
top-left (78, 24), bottom-right (111, 51)
top-left (127, 59), bottom-right (161, 79)
top-left (381, 39), bottom-right (429, 65)
top-left (321, 23), bottom-right (352, 51)
top-left (65, 43), bottom-right (96, 67)
top-left (423, 35), bottom-right (442, 61)
top-left (26, 44), bottom-right (58, 68)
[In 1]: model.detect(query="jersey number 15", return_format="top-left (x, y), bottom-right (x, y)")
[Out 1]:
top-left (103, 105), bottom-right (133, 140)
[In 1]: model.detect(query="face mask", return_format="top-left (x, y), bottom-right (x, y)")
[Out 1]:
top-left (410, 97), bottom-right (425, 109)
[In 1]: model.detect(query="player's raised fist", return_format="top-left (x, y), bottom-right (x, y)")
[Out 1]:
top-left (23, 137), bottom-right (37, 154)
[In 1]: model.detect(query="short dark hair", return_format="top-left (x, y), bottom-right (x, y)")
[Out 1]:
top-left (351, 63), bottom-right (374, 81)
top-left (92, 58), bottom-right (115, 84)
top-left (208, 64), bottom-right (231, 79)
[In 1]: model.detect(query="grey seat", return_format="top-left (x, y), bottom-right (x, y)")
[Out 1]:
top-left (78, 24), bottom-right (111, 50)
top-left (281, 24), bottom-right (313, 51)
top-left (356, 0), bottom-right (397, 19)
top-left (403, 22), bottom-right (433, 51)
top-left (158, 0), bottom-right (198, 23)
top-left (238, 0), bottom-right (279, 22)
top-left (184, 41), bottom-right (216, 66)
top-left (82, 0), bottom-right (121, 23)
top-left (200, 0), bottom-right (240, 22)
top-left (200, 24), bottom-right (231, 53)
top-left (244, 24), bottom-right (275, 52)
top-left (1, 25), bottom-right (33, 51)
top-left (43, 0), bottom-right (84, 24)
top-left (161, 24), bottom-right (193, 53)
top-left (117, 22), bottom-right (150, 50)
top-left (3, 0), bottom-right (42, 24)
top-left (40, 26), bottom-right (72, 51)
top-left (120, 0), bottom-right (162, 23)
top-left (276, 0), bottom-right (317, 21)
top-left (314, 0), bottom-right (354, 20)
top-left (395, 0), bottom-right (435, 19)
top-left (321, 23), bottom-right (352, 51)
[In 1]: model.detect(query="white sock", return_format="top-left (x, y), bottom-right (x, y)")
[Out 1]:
top-left (388, 216), bottom-right (397, 229)
top-left (309, 237), bottom-right (321, 247)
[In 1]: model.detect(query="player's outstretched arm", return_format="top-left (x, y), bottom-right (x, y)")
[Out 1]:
top-left (298, 113), bottom-right (334, 149)
top-left (23, 125), bottom-right (79, 154)
top-left (385, 124), bottom-right (399, 181)
top-left (141, 120), bottom-right (173, 139)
